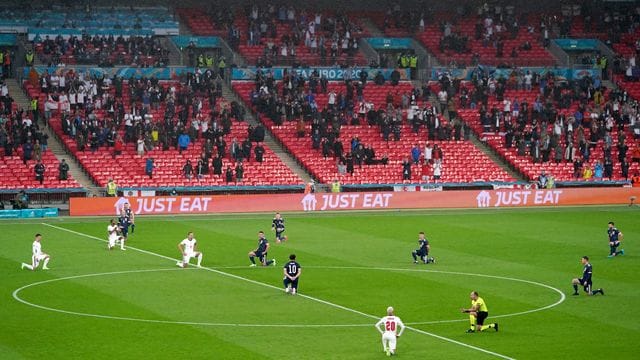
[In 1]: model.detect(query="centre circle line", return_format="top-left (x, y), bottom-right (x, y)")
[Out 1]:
top-left (12, 266), bottom-right (564, 328)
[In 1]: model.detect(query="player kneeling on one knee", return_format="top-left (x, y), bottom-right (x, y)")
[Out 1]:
top-left (375, 306), bottom-right (405, 356)
top-left (411, 231), bottom-right (435, 264)
top-left (283, 254), bottom-right (301, 294)
top-left (176, 231), bottom-right (203, 268)
top-left (21, 233), bottom-right (51, 271)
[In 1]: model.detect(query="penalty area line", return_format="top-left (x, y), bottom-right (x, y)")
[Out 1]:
top-left (41, 223), bottom-right (515, 360)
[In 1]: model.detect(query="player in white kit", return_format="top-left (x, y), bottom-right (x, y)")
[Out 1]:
top-left (374, 306), bottom-right (406, 356)
top-left (176, 231), bottom-right (203, 268)
top-left (21, 234), bottom-right (51, 270)
top-left (107, 219), bottom-right (125, 250)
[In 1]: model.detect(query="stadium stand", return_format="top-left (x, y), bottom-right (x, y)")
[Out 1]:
top-left (233, 76), bottom-right (515, 185)
top-left (24, 70), bottom-right (301, 188)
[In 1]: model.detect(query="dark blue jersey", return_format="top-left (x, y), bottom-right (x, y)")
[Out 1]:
top-left (608, 227), bottom-right (620, 242)
top-left (582, 263), bottom-right (593, 282)
top-left (272, 218), bottom-right (285, 231)
top-left (284, 261), bottom-right (301, 277)
top-left (124, 208), bottom-right (134, 222)
top-left (257, 237), bottom-right (269, 252)
top-left (418, 238), bottom-right (429, 250)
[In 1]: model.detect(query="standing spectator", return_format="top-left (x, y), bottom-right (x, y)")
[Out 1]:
top-left (113, 135), bottom-right (123, 159)
top-left (235, 162), bottom-right (244, 182)
top-left (225, 165), bottom-right (234, 183)
top-left (145, 158), bottom-right (155, 179)
top-left (22, 141), bottom-right (33, 164)
top-left (58, 159), bottom-right (69, 180)
top-left (106, 179), bottom-right (118, 197)
top-left (34, 160), bottom-right (46, 184)
top-left (254, 143), bottom-right (265, 162)
top-left (178, 132), bottom-right (190, 153)
top-left (183, 160), bottom-right (193, 180)
top-left (402, 158), bottom-right (411, 180)
top-left (411, 143), bottom-right (421, 164)
top-left (212, 155), bottom-right (223, 175)
top-left (433, 159), bottom-right (442, 181)
top-left (136, 136), bottom-right (145, 156)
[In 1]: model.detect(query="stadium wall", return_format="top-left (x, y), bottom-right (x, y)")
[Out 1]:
top-left (70, 188), bottom-right (640, 216)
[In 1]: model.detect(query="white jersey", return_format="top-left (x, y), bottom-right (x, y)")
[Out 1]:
top-left (180, 238), bottom-right (197, 255)
top-left (375, 315), bottom-right (405, 336)
top-left (108, 224), bottom-right (119, 241)
top-left (32, 241), bottom-right (42, 256)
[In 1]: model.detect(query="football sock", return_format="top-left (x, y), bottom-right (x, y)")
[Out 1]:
top-left (249, 256), bottom-right (255, 264)
top-left (22, 263), bottom-right (33, 270)
top-left (573, 284), bottom-right (578, 293)
top-left (266, 259), bottom-right (274, 266)
top-left (481, 324), bottom-right (495, 331)
top-left (131, 224), bottom-right (135, 233)
top-left (469, 315), bottom-right (476, 330)
top-left (43, 258), bottom-right (50, 268)
top-left (411, 251), bottom-right (417, 261)
top-left (120, 239), bottom-right (125, 250)
top-left (610, 246), bottom-right (616, 255)
top-left (196, 253), bottom-right (202, 266)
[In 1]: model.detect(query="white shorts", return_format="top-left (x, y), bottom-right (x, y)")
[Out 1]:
top-left (108, 235), bottom-right (119, 245)
top-left (33, 254), bottom-right (47, 266)
top-left (382, 332), bottom-right (397, 350)
top-left (183, 252), bottom-right (199, 263)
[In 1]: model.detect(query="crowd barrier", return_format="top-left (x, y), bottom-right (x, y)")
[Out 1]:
top-left (69, 187), bottom-right (640, 216)
top-left (0, 208), bottom-right (59, 219)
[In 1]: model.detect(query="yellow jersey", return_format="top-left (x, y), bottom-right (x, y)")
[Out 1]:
top-left (472, 297), bottom-right (488, 312)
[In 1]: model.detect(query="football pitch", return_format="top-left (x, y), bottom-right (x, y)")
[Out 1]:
top-left (1, 206), bottom-right (638, 359)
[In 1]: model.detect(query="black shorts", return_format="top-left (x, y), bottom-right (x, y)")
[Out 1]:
top-left (414, 248), bottom-right (427, 257)
top-left (610, 241), bottom-right (620, 247)
top-left (256, 252), bottom-right (266, 262)
top-left (283, 277), bottom-right (299, 289)
top-left (476, 311), bottom-right (488, 325)
top-left (276, 230), bottom-right (285, 239)
top-left (578, 278), bottom-right (592, 292)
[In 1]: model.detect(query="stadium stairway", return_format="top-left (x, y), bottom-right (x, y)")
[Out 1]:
top-left (468, 132), bottom-right (527, 182)
top-left (159, 37), bottom-right (183, 66)
top-left (220, 83), bottom-right (314, 185)
top-left (360, 18), bottom-right (384, 37)
top-left (5, 79), bottom-right (101, 196)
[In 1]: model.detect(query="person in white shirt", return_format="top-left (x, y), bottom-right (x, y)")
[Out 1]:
top-left (107, 218), bottom-right (125, 250)
top-left (21, 234), bottom-right (51, 270)
top-left (176, 231), bottom-right (203, 268)
top-left (375, 306), bottom-right (406, 356)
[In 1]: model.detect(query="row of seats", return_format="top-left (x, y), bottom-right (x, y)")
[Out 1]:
top-left (25, 79), bottom-right (304, 188)
top-left (233, 80), bottom-right (515, 184)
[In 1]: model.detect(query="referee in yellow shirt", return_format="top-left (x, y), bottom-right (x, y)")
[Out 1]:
top-left (461, 291), bottom-right (498, 333)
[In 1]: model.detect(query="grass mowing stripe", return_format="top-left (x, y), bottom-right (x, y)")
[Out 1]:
top-left (41, 222), bottom-right (515, 360)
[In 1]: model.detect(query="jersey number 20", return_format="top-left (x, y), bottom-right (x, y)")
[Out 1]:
top-left (385, 321), bottom-right (396, 331)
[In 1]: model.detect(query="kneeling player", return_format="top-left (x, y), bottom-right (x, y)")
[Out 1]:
top-left (21, 234), bottom-right (51, 270)
top-left (572, 256), bottom-right (604, 296)
top-left (248, 231), bottom-right (275, 267)
top-left (411, 231), bottom-right (434, 264)
top-left (607, 222), bottom-right (625, 258)
top-left (272, 212), bottom-right (287, 243)
top-left (107, 219), bottom-right (125, 250)
top-left (176, 231), bottom-right (203, 268)
top-left (374, 306), bottom-right (405, 356)
top-left (283, 254), bottom-right (301, 294)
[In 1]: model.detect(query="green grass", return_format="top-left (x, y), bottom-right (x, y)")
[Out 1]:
top-left (1, 206), bottom-right (639, 359)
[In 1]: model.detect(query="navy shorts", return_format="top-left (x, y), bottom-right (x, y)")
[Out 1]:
top-left (283, 277), bottom-right (299, 289)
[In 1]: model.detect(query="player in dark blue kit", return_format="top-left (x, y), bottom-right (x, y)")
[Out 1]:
top-left (283, 254), bottom-right (302, 295)
top-left (271, 212), bottom-right (287, 243)
top-left (572, 256), bottom-right (604, 296)
top-left (411, 232), bottom-right (435, 264)
top-left (248, 231), bottom-right (276, 267)
top-left (123, 203), bottom-right (135, 234)
top-left (118, 214), bottom-right (131, 242)
top-left (607, 222), bottom-right (625, 258)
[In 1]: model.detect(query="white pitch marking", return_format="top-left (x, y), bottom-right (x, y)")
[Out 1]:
top-left (40, 223), bottom-right (518, 359)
